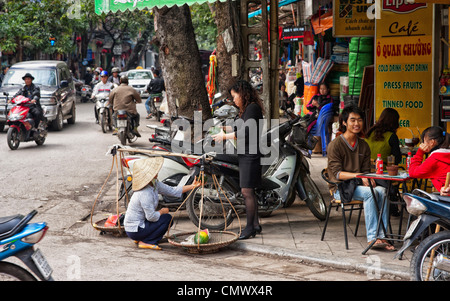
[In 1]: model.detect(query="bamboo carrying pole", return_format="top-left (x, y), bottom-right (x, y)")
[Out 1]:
top-left (116, 147), bottom-right (213, 161)
top-left (424, 172), bottom-right (450, 281)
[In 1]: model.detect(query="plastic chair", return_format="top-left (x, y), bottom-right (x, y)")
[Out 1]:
top-left (320, 168), bottom-right (364, 250)
top-left (309, 103), bottom-right (334, 156)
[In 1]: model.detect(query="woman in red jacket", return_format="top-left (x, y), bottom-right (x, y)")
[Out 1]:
top-left (409, 126), bottom-right (450, 194)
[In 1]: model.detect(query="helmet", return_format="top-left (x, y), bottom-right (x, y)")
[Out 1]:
top-left (94, 67), bottom-right (102, 74)
top-left (86, 67), bottom-right (91, 72)
top-left (111, 67), bottom-right (120, 73)
top-left (100, 70), bottom-right (108, 77)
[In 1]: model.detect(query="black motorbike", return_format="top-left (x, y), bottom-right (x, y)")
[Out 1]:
top-left (395, 188), bottom-right (450, 281)
top-left (116, 110), bottom-right (139, 145)
top-left (183, 115), bottom-right (327, 230)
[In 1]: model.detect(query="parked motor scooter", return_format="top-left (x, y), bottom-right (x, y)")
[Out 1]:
top-left (148, 92), bottom-right (237, 148)
top-left (0, 210), bottom-right (53, 281)
top-left (5, 94), bottom-right (47, 150)
top-left (184, 116), bottom-right (327, 230)
top-left (395, 187), bottom-right (450, 281)
top-left (94, 92), bottom-right (113, 133)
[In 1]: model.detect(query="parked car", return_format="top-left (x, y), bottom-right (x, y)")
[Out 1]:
top-left (0, 60), bottom-right (76, 131)
top-left (125, 69), bottom-right (154, 99)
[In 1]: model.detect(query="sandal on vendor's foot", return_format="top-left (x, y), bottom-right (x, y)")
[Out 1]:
top-left (138, 242), bottom-right (162, 250)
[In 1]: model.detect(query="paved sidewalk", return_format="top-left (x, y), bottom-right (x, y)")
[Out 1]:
top-left (166, 154), bottom-right (412, 280)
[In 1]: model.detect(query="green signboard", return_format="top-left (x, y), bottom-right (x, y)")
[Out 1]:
top-left (94, 0), bottom-right (225, 14)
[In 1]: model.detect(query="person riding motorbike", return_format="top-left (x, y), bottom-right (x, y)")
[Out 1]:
top-left (91, 70), bottom-right (114, 124)
top-left (109, 75), bottom-right (142, 137)
top-left (90, 67), bottom-right (102, 86)
top-left (108, 67), bottom-right (120, 85)
top-left (84, 67), bottom-right (93, 86)
top-left (145, 69), bottom-right (165, 119)
top-left (13, 73), bottom-right (44, 129)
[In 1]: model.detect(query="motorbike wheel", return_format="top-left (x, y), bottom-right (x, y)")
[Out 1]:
top-left (118, 131), bottom-right (127, 145)
top-left (35, 134), bottom-right (46, 146)
top-left (0, 262), bottom-right (37, 281)
top-left (7, 127), bottom-right (20, 150)
top-left (186, 178), bottom-right (236, 231)
top-left (410, 230), bottom-right (450, 281)
top-left (300, 172), bottom-right (327, 221)
top-left (100, 112), bottom-right (107, 133)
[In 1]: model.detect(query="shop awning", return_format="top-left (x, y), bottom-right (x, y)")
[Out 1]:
top-left (94, 0), bottom-right (227, 14)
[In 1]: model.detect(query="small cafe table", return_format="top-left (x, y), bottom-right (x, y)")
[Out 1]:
top-left (356, 172), bottom-right (411, 255)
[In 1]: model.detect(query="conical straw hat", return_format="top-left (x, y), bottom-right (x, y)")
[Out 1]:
top-left (132, 157), bottom-right (164, 191)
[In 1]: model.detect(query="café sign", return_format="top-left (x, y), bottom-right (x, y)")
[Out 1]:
top-left (375, 3), bottom-right (434, 141)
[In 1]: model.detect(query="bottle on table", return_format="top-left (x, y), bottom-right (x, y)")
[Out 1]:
top-left (376, 154), bottom-right (383, 175)
top-left (406, 152), bottom-right (412, 173)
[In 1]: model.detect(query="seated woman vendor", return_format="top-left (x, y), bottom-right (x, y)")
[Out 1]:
top-left (304, 82), bottom-right (332, 133)
top-left (124, 157), bottom-right (201, 250)
top-left (409, 126), bottom-right (450, 195)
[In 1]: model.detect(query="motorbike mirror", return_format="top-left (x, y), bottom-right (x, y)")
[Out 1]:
top-left (60, 80), bottom-right (69, 88)
top-left (3, 92), bottom-right (9, 96)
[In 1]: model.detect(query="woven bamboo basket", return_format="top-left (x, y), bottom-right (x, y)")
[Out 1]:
top-left (168, 230), bottom-right (238, 254)
top-left (92, 218), bottom-right (126, 237)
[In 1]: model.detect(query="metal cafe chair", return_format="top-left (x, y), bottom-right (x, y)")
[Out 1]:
top-left (320, 168), bottom-right (364, 250)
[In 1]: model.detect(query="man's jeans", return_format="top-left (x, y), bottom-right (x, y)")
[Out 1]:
top-left (334, 185), bottom-right (388, 242)
top-left (145, 93), bottom-right (161, 115)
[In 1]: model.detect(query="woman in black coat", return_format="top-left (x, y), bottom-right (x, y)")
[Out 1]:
top-left (212, 80), bottom-right (264, 240)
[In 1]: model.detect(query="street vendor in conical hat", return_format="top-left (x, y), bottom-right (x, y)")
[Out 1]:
top-left (124, 157), bottom-right (201, 250)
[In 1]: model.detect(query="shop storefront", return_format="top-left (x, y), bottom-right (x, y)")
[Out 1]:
top-left (329, 1), bottom-right (449, 139)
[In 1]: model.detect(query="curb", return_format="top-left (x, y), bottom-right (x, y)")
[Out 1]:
top-left (230, 241), bottom-right (411, 280)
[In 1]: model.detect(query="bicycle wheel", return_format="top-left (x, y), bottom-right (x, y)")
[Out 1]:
top-left (186, 177), bottom-right (236, 230)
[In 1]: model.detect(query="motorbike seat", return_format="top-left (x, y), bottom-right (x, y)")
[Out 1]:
top-left (0, 214), bottom-right (24, 237)
top-left (214, 154), bottom-right (239, 165)
top-left (438, 195), bottom-right (450, 203)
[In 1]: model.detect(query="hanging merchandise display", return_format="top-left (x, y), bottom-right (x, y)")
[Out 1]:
top-left (303, 30), bottom-right (315, 46)
top-left (206, 51), bottom-right (217, 105)
top-left (311, 11), bottom-right (333, 35)
top-left (310, 57), bottom-right (334, 85)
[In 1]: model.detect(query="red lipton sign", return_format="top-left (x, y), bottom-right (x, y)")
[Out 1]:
top-left (383, 0), bottom-right (427, 14)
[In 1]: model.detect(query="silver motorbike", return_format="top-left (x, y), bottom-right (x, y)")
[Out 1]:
top-left (94, 92), bottom-right (113, 133)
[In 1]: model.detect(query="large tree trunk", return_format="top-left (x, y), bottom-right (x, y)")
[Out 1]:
top-left (153, 5), bottom-right (212, 121)
top-left (213, 0), bottom-right (243, 97)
